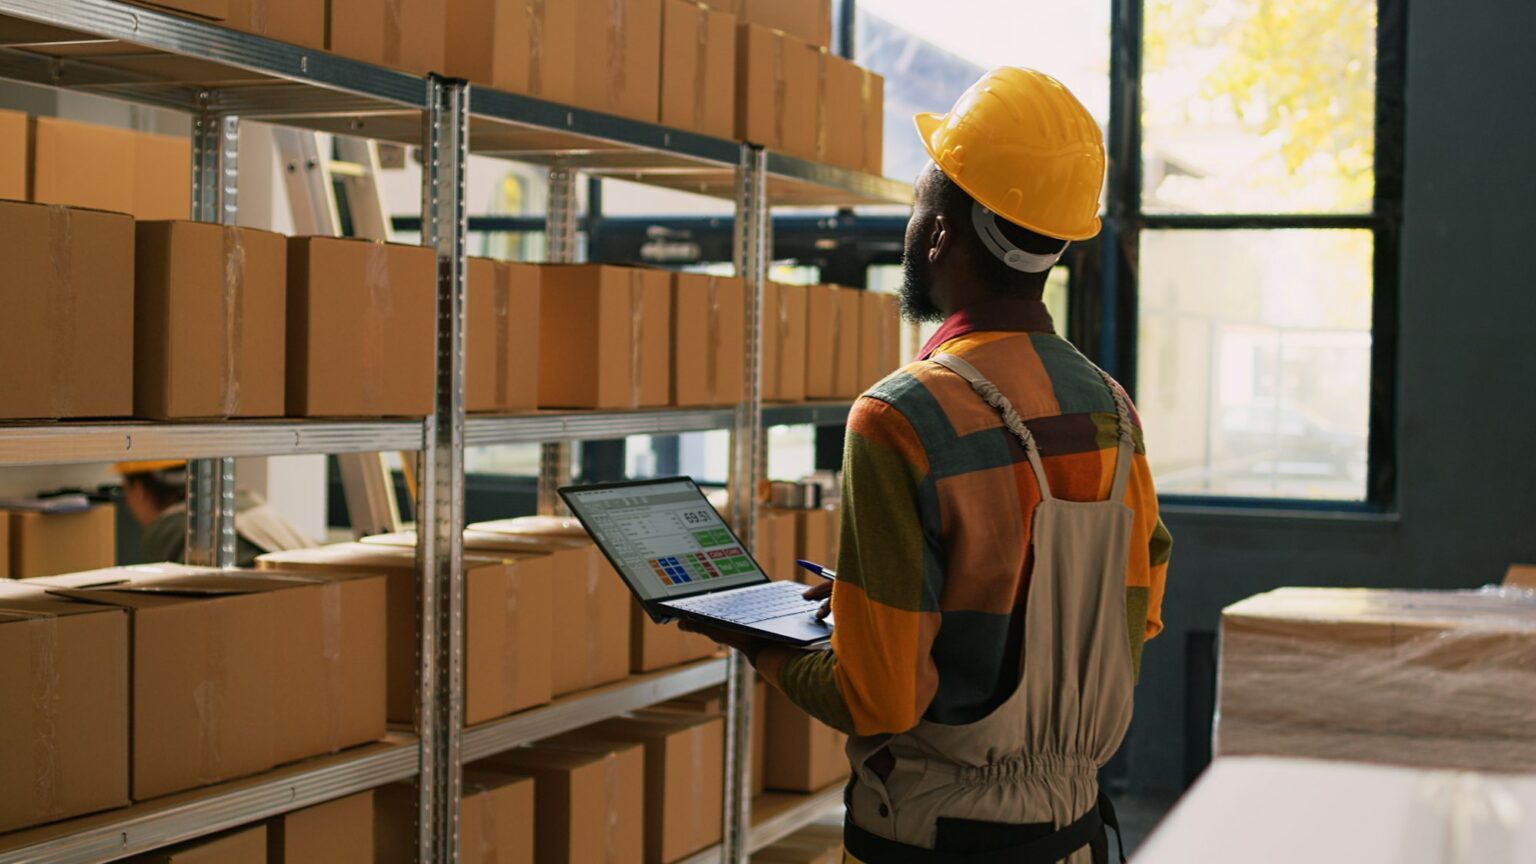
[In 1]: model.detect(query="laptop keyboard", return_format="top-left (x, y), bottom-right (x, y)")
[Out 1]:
top-left (668, 581), bottom-right (821, 625)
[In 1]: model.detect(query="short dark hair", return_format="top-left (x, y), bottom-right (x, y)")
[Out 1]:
top-left (124, 471), bottom-right (186, 511)
top-left (930, 170), bottom-right (1065, 292)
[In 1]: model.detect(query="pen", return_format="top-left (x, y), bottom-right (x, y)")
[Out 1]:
top-left (795, 559), bottom-right (836, 581)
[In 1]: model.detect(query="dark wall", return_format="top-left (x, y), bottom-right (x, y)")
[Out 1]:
top-left (1125, 0), bottom-right (1536, 792)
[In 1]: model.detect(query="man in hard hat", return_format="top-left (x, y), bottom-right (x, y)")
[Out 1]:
top-left (116, 461), bottom-right (317, 566)
top-left (684, 68), bottom-right (1171, 863)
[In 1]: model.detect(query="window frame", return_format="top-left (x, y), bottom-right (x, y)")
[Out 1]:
top-left (1098, 0), bottom-right (1407, 511)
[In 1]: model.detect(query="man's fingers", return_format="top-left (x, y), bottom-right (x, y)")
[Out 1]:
top-left (816, 600), bottom-right (832, 620)
top-left (801, 580), bottom-right (833, 601)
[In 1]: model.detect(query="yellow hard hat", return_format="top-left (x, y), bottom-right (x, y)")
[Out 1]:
top-left (915, 67), bottom-right (1106, 241)
top-left (114, 460), bottom-right (187, 476)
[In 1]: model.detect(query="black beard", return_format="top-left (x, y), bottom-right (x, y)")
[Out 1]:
top-left (899, 248), bottom-right (945, 324)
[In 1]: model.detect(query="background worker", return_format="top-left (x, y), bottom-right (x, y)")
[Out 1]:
top-left (684, 68), bottom-right (1172, 863)
top-left (116, 460), bottom-right (317, 566)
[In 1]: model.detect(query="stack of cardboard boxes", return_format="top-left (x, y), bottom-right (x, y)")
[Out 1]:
top-left (0, 504), bottom-right (117, 580)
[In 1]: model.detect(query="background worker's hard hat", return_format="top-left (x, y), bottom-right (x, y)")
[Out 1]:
top-left (114, 460), bottom-right (188, 477)
top-left (915, 67), bottom-right (1106, 241)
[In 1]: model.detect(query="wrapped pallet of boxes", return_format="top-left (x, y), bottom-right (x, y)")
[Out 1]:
top-left (480, 739), bottom-right (645, 864)
top-left (573, 0), bottom-right (663, 122)
top-left (538, 265), bottom-right (673, 409)
top-left (568, 713), bottom-right (725, 864)
top-left (224, 0), bottom-right (325, 49)
top-left (804, 285), bottom-right (860, 400)
top-left (376, 772), bottom-right (535, 864)
top-left (0, 107), bottom-right (27, 200)
top-left (269, 790), bottom-right (375, 864)
top-left (363, 527), bottom-right (632, 697)
top-left (763, 685), bottom-right (847, 793)
top-left (4, 503), bottom-right (116, 579)
top-left (0, 580), bottom-right (128, 833)
top-left (857, 291), bottom-right (901, 391)
top-left (446, 0), bottom-right (577, 102)
top-left (0, 199), bottom-right (133, 420)
top-left (469, 515), bottom-right (718, 674)
top-left (672, 272), bottom-right (745, 407)
top-left (661, 0), bottom-right (737, 138)
top-left (286, 237), bottom-right (435, 417)
top-left (258, 544), bottom-right (553, 726)
top-left (762, 281), bottom-right (809, 403)
top-left (466, 258), bottom-right (542, 413)
top-left (125, 825), bottom-right (266, 864)
top-left (327, 0), bottom-right (444, 75)
top-left (29, 117), bottom-right (192, 220)
top-left (735, 24), bottom-right (818, 158)
top-left (135, 222), bottom-right (287, 419)
top-left (1216, 587), bottom-right (1536, 773)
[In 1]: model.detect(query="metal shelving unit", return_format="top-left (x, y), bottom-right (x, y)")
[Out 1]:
top-left (0, 1), bottom-right (908, 860)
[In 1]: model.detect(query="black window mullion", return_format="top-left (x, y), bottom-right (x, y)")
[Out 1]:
top-left (1366, 0), bottom-right (1408, 509)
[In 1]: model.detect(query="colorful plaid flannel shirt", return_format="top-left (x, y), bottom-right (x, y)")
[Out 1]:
top-left (758, 297), bottom-right (1172, 736)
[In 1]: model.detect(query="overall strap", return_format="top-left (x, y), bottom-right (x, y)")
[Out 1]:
top-left (932, 353), bottom-right (1053, 501)
top-left (1094, 368), bottom-right (1137, 504)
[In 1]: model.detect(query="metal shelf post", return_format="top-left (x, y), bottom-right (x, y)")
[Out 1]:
top-left (536, 168), bottom-right (580, 516)
top-left (420, 74), bottom-right (471, 864)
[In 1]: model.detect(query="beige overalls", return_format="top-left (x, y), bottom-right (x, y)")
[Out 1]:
top-left (842, 353), bottom-right (1137, 864)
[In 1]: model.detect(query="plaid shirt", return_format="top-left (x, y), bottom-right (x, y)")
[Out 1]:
top-left (759, 297), bottom-right (1172, 736)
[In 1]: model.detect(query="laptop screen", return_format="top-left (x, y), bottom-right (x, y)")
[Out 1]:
top-left (562, 479), bottom-right (767, 602)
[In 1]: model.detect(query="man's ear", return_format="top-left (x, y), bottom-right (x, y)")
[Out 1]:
top-left (930, 213), bottom-right (952, 263)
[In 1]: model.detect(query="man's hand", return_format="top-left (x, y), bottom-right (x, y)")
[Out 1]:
top-left (802, 579), bottom-right (832, 620)
top-left (677, 618), bottom-right (774, 664)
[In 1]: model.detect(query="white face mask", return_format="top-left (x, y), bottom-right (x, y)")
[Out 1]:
top-left (971, 201), bottom-right (1067, 274)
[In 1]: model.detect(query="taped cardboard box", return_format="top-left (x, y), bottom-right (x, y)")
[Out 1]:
top-left (328, 0), bottom-right (445, 75)
top-left (710, 0), bottom-right (830, 49)
top-left (751, 824), bottom-right (844, 864)
top-left (815, 52), bottom-right (865, 170)
top-left (0, 108), bottom-right (28, 200)
top-left (661, 0), bottom-right (737, 138)
top-left (225, 0), bottom-right (325, 49)
top-left (672, 272), bottom-right (745, 407)
top-left (287, 237), bottom-right (435, 417)
top-left (5, 504), bottom-right (116, 579)
top-left (762, 281), bottom-right (808, 403)
top-left (563, 715), bottom-right (725, 864)
top-left (857, 290), bottom-right (899, 391)
top-left (860, 68), bottom-right (884, 176)
top-left (0, 200), bottom-right (134, 420)
top-left (1216, 587), bottom-right (1536, 773)
top-left (735, 24), bottom-right (818, 156)
top-left (0, 581), bottom-right (128, 833)
top-left (369, 526), bottom-right (632, 697)
top-left (29, 117), bottom-right (190, 220)
top-left (763, 684), bottom-right (847, 793)
top-left (538, 265), bottom-right (672, 409)
top-left (446, 0), bottom-right (577, 102)
top-left (754, 508), bottom-right (797, 583)
top-left (467, 258), bottom-right (542, 413)
top-left (645, 679), bottom-right (765, 796)
top-left (793, 507), bottom-right (838, 584)
top-left (126, 825), bottom-right (265, 864)
top-left (573, 0), bottom-right (662, 122)
top-left (135, 222), bottom-right (287, 419)
top-left (132, 131), bottom-right (193, 221)
top-left (125, 0), bottom-right (227, 19)
top-left (803, 286), bottom-right (858, 399)
top-left (269, 790), bottom-right (374, 864)
top-left (461, 771), bottom-right (536, 864)
top-left (479, 740), bottom-right (645, 864)
top-left (258, 543), bottom-right (553, 726)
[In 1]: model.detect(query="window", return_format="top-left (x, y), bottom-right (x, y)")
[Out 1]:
top-left (1126, 0), bottom-right (1402, 505)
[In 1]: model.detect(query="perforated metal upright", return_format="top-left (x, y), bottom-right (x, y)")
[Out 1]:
top-left (536, 168), bottom-right (581, 515)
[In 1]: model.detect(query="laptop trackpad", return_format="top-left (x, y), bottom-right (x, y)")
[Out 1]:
top-left (757, 612), bottom-right (833, 644)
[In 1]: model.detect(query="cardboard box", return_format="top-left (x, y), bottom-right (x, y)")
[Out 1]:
top-left (467, 258), bottom-right (542, 413)
top-left (132, 131), bottom-right (193, 221)
top-left (860, 69), bottom-right (884, 175)
top-left (763, 685), bottom-right (847, 792)
top-left (831, 288), bottom-right (861, 397)
top-left (328, 0), bottom-right (445, 75)
top-left (646, 681), bottom-right (764, 796)
top-left (135, 222), bottom-right (287, 419)
top-left (460, 771), bottom-right (536, 864)
top-left (126, 0), bottom-right (227, 19)
top-left (735, 24), bottom-right (817, 155)
top-left (662, 0), bottom-right (737, 138)
top-left (754, 508), bottom-right (797, 583)
top-left (1216, 588), bottom-right (1536, 772)
top-left (1507, 564), bottom-right (1536, 589)
top-left (29, 117), bottom-right (191, 220)
top-left (0, 108), bottom-right (28, 201)
top-left (793, 507), bottom-right (838, 583)
top-left (573, 0), bottom-right (662, 122)
top-left (803, 285), bottom-right (858, 399)
top-left (751, 824), bottom-right (843, 864)
top-left (0, 581), bottom-right (128, 833)
top-left (568, 714), bottom-right (723, 863)
top-left (446, 0), bottom-right (577, 102)
top-left (286, 237), bottom-right (435, 417)
top-left (857, 290), bottom-right (899, 391)
top-left (713, 0), bottom-right (830, 49)
top-left (816, 53), bottom-right (866, 169)
top-left (480, 740), bottom-right (645, 864)
top-left (6, 505), bottom-right (116, 580)
top-left (258, 543), bottom-right (553, 726)
top-left (269, 790), bottom-right (374, 864)
top-left (225, 0), bottom-right (325, 49)
top-left (538, 265), bottom-right (672, 409)
top-left (762, 281), bottom-right (808, 403)
top-left (0, 200), bottom-right (134, 420)
top-left (128, 825), bottom-right (266, 864)
top-left (0, 516), bottom-right (8, 578)
top-left (672, 272), bottom-right (745, 407)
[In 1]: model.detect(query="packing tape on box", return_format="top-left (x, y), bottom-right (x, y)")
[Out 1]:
top-left (585, 554), bottom-right (602, 688)
top-left (505, 568), bottom-right (522, 713)
top-left (364, 243), bottom-right (393, 413)
top-left (14, 612), bottom-right (63, 823)
top-left (693, 2), bottom-right (710, 127)
top-left (195, 602), bottom-right (227, 785)
top-left (691, 726), bottom-right (706, 847)
top-left (829, 288), bottom-right (844, 393)
top-left (321, 580), bottom-right (344, 752)
top-left (250, 0), bottom-right (269, 33)
top-left (479, 786), bottom-right (500, 864)
top-left (859, 70), bottom-right (874, 166)
top-left (609, 0), bottom-right (627, 109)
top-left (815, 50), bottom-right (829, 161)
top-left (1400, 771), bottom-right (1524, 864)
top-left (604, 752), bottom-right (620, 864)
top-left (494, 263), bottom-right (512, 409)
top-left (383, 0), bottom-right (403, 68)
top-left (527, 0), bottom-right (547, 95)
top-left (772, 34), bottom-right (786, 149)
top-left (628, 269), bottom-right (645, 408)
top-left (776, 284), bottom-right (791, 396)
top-left (705, 276), bottom-right (721, 404)
top-left (221, 228), bottom-right (247, 418)
top-left (47, 206), bottom-right (75, 419)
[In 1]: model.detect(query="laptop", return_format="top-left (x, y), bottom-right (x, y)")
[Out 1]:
top-left (559, 477), bottom-right (832, 646)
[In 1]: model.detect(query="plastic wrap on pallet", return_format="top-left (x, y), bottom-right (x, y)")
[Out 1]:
top-left (1215, 587), bottom-right (1536, 773)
